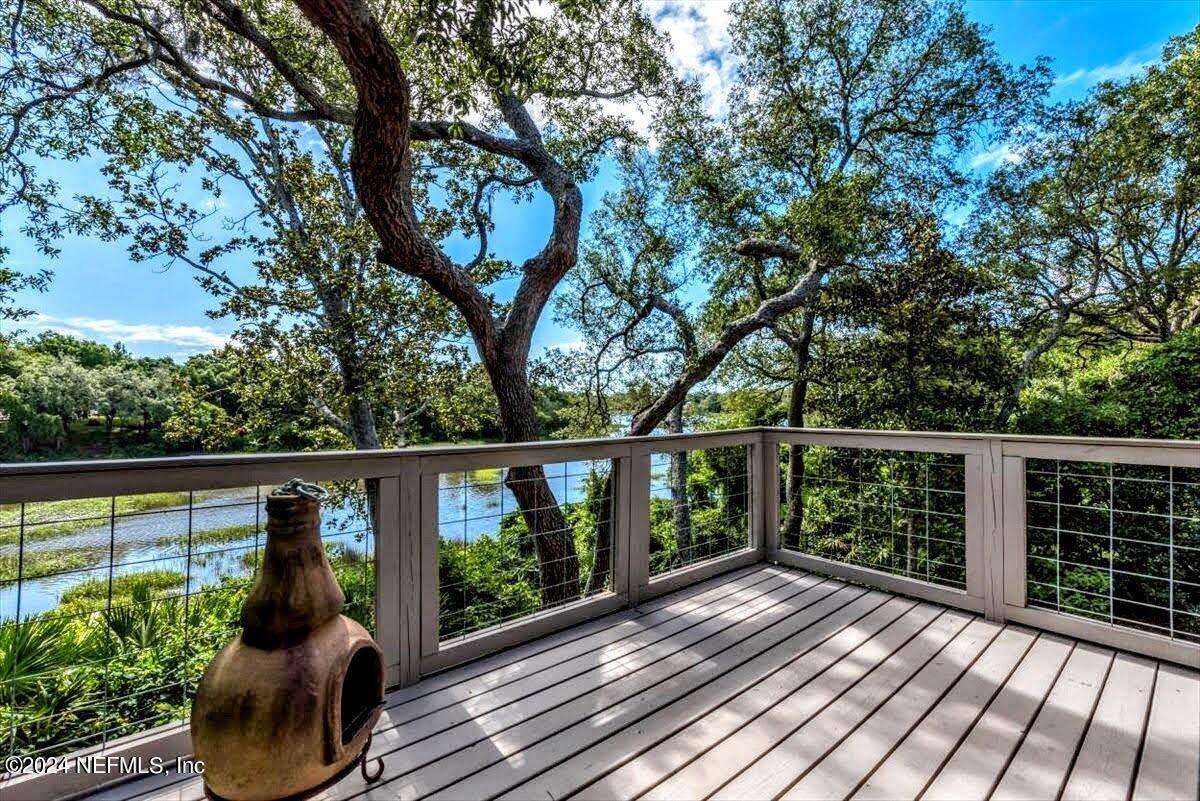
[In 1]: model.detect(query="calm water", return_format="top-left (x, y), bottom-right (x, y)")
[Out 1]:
top-left (1, 456), bottom-right (669, 620)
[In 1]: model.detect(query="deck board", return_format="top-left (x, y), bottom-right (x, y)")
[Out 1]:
top-left (851, 625), bottom-right (1037, 800)
top-left (922, 632), bottom-right (1074, 801)
top-left (379, 569), bottom-right (812, 753)
top-left (76, 564), bottom-right (1200, 801)
top-left (365, 574), bottom-right (842, 800)
top-left (353, 572), bottom-right (834, 799)
top-left (991, 643), bottom-right (1115, 801)
top-left (707, 610), bottom-right (974, 801)
top-left (779, 617), bottom-right (1002, 800)
top-left (638, 601), bottom-right (945, 801)
top-left (1061, 652), bottom-right (1156, 801)
top-left (535, 593), bottom-right (907, 801)
top-left (1132, 663), bottom-right (1200, 801)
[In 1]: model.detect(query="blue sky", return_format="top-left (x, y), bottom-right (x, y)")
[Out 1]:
top-left (3, 0), bottom-right (1198, 360)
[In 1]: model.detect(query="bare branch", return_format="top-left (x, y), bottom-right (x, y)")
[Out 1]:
top-left (310, 396), bottom-right (350, 435)
top-left (631, 258), bottom-right (829, 434)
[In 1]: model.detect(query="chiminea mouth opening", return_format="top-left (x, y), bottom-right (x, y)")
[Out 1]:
top-left (338, 645), bottom-right (383, 746)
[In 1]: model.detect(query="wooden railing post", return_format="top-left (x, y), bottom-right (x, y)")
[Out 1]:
top-left (752, 433), bottom-right (779, 557)
top-left (1002, 454), bottom-right (1027, 609)
top-left (396, 460), bottom-right (423, 687)
top-left (966, 439), bottom-right (1007, 622)
top-left (375, 464), bottom-right (422, 689)
top-left (419, 471), bottom-right (441, 665)
top-left (611, 454), bottom-right (633, 605)
top-left (373, 474), bottom-right (403, 688)
top-left (626, 444), bottom-right (652, 607)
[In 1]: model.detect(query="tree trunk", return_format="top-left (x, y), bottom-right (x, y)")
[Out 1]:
top-left (486, 357), bottom-right (582, 606)
top-left (347, 395), bottom-right (381, 451)
top-left (668, 402), bottom-right (691, 567)
top-left (288, 0), bottom-right (583, 614)
top-left (782, 313), bottom-right (815, 549)
top-left (585, 468), bottom-right (617, 596)
top-left (996, 305), bottom-right (1071, 430)
top-left (345, 394), bottom-right (383, 542)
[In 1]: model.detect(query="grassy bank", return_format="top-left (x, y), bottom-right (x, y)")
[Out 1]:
top-left (0, 548), bottom-right (98, 582)
top-left (154, 523), bottom-right (258, 548)
top-left (58, 570), bottom-right (187, 612)
top-left (0, 492), bottom-right (191, 546)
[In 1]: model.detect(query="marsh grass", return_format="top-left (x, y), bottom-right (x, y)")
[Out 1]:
top-left (154, 523), bottom-right (258, 548)
top-left (0, 548), bottom-right (98, 582)
top-left (58, 570), bottom-right (187, 612)
top-left (0, 493), bottom-right (191, 545)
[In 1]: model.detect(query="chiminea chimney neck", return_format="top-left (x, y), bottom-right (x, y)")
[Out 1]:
top-left (239, 488), bottom-right (345, 649)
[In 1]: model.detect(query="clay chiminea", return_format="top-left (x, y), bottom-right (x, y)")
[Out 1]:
top-left (191, 480), bottom-right (384, 801)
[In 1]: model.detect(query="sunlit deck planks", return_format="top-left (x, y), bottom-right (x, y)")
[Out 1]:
top-left (88, 564), bottom-right (1200, 801)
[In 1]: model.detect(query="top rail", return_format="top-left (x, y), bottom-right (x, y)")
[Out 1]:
top-left (3, 427), bottom-right (1196, 503)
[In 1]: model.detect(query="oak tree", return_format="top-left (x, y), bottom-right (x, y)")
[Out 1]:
top-left (1, 0), bottom-right (671, 604)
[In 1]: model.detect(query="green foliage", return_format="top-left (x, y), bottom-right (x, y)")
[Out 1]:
top-left (809, 210), bottom-right (1014, 431)
top-left (438, 528), bottom-right (540, 638)
top-left (0, 338), bottom-right (179, 459)
top-left (0, 616), bottom-right (83, 697)
top-left (0, 384), bottom-right (65, 454)
top-left (59, 570), bottom-right (187, 612)
top-left (972, 30), bottom-right (1199, 365)
top-left (0, 263), bottom-right (51, 327)
top-left (697, 390), bottom-right (782, 429)
top-left (25, 333), bottom-right (128, 368)
top-left (649, 447), bottom-right (749, 575)
top-left (788, 446), bottom-right (968, 588)
top-left (436, 466), bottom-right (616, 638)
top-left (0, 547), bottom-right (95, 582)
top-left (154, 523), bottom-right (257, 548)
top-left (1015, 329), bottom-right (1200, 439)
top-left (8, 356), bottom-right (95, 428)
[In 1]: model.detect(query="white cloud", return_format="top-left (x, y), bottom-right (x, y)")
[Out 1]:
top-left (29, 314), bottom-right (231, 351)
top-left (647, 1), bottom-right (738, 116)
top-left (969, 142), bottom-right (1024, 170)
top-left (1056, 54), bottom-right (1156, 88)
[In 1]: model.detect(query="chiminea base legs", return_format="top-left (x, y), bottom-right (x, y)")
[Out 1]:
top-left (359, 733), bottom-right (385, 783)
top-left (203, 736), bottom-right (385, 801)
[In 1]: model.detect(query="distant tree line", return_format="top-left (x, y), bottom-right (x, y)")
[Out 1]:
top-left (0, 332), bottom-right (558, 460)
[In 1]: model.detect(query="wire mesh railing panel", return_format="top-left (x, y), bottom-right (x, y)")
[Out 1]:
top-left (1025, 459), bottom-right (1199, 644)
top-left (0, 481), bottom-right (376, 760)
top-left (779, 444), bottom-right (968, 590)
top-left (648, 445), bottom-right (751, 579)
top-left (436, 459), bottom-right (614, 644)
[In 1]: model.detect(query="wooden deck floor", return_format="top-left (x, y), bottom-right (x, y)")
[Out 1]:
top-left (92, 565), bottom-right (1200, 801)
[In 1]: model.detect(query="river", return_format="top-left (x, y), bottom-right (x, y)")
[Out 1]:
top-left (2, 454), bottom-right (672, 620)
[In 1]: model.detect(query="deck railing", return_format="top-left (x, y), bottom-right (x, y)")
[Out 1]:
top-left (1, 427), bottom-right (1197, 797)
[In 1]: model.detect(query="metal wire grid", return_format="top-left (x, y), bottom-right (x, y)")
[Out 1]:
top-left (782, 446), bottom-right (968, 590)
top-left (648, 445), bottom-right (751, 579)
top-left (1025, 459), bottom-right (1199, 644)
top-left (436, 460), bottom-right (614, 644)
top-left (1, 483), bottom-right (375, 760)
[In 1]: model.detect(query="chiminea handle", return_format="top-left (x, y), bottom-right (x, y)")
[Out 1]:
top-left (271, 478), bottom-right (329, 500)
